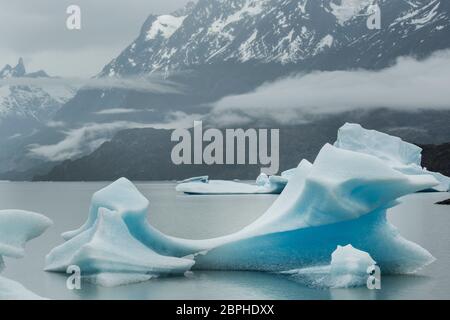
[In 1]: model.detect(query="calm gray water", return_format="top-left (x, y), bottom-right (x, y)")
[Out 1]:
top-left (0, 181), bottom-right (449, 300)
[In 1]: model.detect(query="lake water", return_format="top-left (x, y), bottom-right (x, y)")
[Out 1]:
top-left (0, 181), bottom-right (449, 300)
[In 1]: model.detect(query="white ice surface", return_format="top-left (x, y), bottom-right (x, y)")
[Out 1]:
top-left (335, 123), bottom-right (450, 191)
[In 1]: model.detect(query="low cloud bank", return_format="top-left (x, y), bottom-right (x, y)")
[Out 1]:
top-left (211, 51), bottom-right (450, 124)
top-left (0, 76), bottom-right (183, 94)
top-left (28, 112), bottom-right (199, 161)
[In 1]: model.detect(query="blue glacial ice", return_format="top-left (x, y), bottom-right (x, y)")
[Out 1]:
top-left (176, 172), bottom-right (288, 195)
top-left (335, 123), bottom-right (450, 192)
top-left (282, 245), bottom-right (377, 288)
top-left (46, 143), bottom-right (437, 286)
top-left (0, 210), bottom-right (52, 299)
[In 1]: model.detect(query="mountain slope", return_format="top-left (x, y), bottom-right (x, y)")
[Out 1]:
top-left (55, 0), bottom-right (450, 125)
top-left (100, 0), bottom-right (450, 76)
top-left (0, 58), bottom-right (75, 133)
top-left (34, 109), bottom-right (450, 181)
top-left (3, 0), bottom-right (450, 179)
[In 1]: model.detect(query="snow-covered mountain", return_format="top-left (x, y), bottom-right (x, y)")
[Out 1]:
top-left (56, 0), bottom-right (450, 125)
top-left (0, 58), bottom-right (75, 128)
top-left (100, 0), bottom-right (450, 76)
top-left (2, 0), bottom-right (450, 179)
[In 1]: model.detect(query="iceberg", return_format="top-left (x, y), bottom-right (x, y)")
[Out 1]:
top-left (0, 276), bottom-right (46, 300)
top-left (0, 210), bottom-right (52, 300)
top-left (45, 180), bottom-right (194, 286)
top-left (176, 173), bottom-right (288, 195)
top-left (335, 123), bottom-right (450, 192)
top-left (282, 245), bottom-right (377, 288)
top-left (46, 143), bottom-right (437, 286)
top-left (0, 210), bottom-right (53, 259)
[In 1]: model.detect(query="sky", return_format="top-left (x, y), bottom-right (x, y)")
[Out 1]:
top-left (0, 0), bottom-right (191, 77)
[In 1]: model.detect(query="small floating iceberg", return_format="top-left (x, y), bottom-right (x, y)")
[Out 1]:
top-left (335, 123), bottom-right (450, 192)
top-left (45, 179), bottom-right (194, 287)
top-left (176, 172), bottom-right (288, 195)
top-left (46, 143), bottom-right (437, 286)
top-left (282, 245), bottom-right (377, 288)
top-left (0, 210), bottom-right (52, 300)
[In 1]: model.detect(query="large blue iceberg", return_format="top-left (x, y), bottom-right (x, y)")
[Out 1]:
top-left (0, 210), bottom-right (52, 299)
top-left (176, 172), bottom-right (289, 195)
top-left (335, 123), bottom-right (450, 192)
top-left (46, 143), bottom-right (438, 286)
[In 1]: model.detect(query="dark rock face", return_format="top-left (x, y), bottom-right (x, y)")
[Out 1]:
top-left (436, 199), bottom-right (450, 205)
top-left (420, 143), bottom-right (450, 176)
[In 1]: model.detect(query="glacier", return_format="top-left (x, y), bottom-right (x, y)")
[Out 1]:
top-left (335, 123), bottom-right (450, 192)
top-left (0, 210), bottom-right (52, 299)
top-left (282, 245), bottom-right (377, 288)
top-left (46, 143), bottom-right (437, 286)
top-left (176, 173), bottom-right (289, 195)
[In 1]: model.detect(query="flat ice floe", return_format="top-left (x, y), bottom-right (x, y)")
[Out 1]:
top-left (46, 142), bottom-right (438, 286)
top-left (176, 173), bottom-right (289, 195)
top-left (0, 210), bottom-right (52, 299)
top-left (335, 123), bottom-right (450, 192)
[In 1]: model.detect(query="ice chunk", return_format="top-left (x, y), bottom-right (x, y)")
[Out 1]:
top-left (0, 210), bottom-right (53, 258)
top-left (45, 208), bottom-right (194, 286)
top-left (48, 143), bottom-right (436, 286)
top-left (255, 173), bottom-right (269, 186)
top-left (335, 123), bottom-right (450, 191)
top-left (0, 276), bottom-right (45, 300)
top-left (176, 173), bottom-right (288, 195)
top-left (282, 245), bottom-right (377, 288)
top-left (0, 210), bottom-right (51, 300)
top-left (45, 179), bottom-right (195, 286)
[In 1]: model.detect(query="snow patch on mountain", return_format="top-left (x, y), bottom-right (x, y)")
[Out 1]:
top-left (330, 0), bottom-right (374, 25)
top-left (314, 34), bottom-right (334, 54)
top-left (0, 58), bottom-right (75, 122)
top-left (208, 0), bottom-right (266, 37)
top-left (146, 15), bottom-right (187, 40)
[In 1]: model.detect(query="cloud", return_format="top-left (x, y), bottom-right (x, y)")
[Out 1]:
top-left (0, 76), bottom-right (184, 94)
top-left (28, 112), bottom-right (201, 161)
top-left (211, 50), bottom-right (450, 125)
top-left (94, 108), bottom-right (153, 115)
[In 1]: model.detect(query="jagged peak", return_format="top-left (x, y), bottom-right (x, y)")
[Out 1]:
top-left (0, 58), bottom-right (52, 79)
top-left (0, 57), bottom-right (26, 78)
top-left (12, 57), bottom-right (26, 77)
